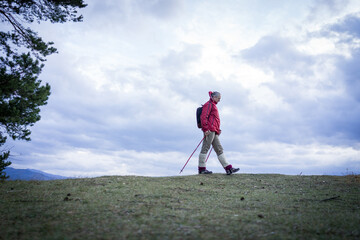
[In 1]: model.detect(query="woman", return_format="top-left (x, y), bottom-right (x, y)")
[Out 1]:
top-left (199, 91), bottom-right (240, 175)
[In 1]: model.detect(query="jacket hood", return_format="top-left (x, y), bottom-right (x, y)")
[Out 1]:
top-left (208, 91), bottom-right (217, 104)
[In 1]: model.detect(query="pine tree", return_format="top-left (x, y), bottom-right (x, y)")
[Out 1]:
top-left (0, 0), bottom-right (86, 180)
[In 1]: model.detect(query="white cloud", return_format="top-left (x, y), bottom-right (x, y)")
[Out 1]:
top-left (225, 142), bottom-right (360, 174)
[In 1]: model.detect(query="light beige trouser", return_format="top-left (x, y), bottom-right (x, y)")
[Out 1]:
top-left (198, 132), bottom-right (229, 168)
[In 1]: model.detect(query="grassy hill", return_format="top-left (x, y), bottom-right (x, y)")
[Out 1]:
top-left (0, 174), bottom-right (359, 239)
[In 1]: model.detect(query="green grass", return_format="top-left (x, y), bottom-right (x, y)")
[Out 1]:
top-left (1, 174), bottom-right (359, 239)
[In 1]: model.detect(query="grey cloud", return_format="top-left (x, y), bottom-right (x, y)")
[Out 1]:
top-left (326, 14), bottom-right (360, 103)
top-left (236, 25), bottom-right (360, 146)
top-left (161, 43), bottom-right (203, 72)
top-left (136, 0), bottom-right (183, 19)
top-left (232, 9), bottom-right (360, 146)
top-left (314, 14), bottom-right (360, 44)
top-left (307, 0), bottom-right (349, 21)
top-left (166, 72), bottom-right (218, 101)
top-left (251, 76), bottom-right (360, 146)
top-left (240, 36), bottom-right (315, 76)
top-left (88, 0), bottom-right (183, 27)
top-left (34, 55), bottom-right (201, 154)
top-left (85, 0), bottom-right (129, 28)
top-left (338, 49), bottom-right (360, 102)
top-left (329, 14), bottom-right (360, 38)
top-left (316, 0), bottom-right (349, 12)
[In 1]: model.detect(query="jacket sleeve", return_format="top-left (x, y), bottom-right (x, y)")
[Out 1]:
top-left (200, 101), bottom-right (211, 132)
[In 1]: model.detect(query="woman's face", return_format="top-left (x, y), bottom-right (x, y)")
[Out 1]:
top-left (213, 94), bottom-right (221, 103)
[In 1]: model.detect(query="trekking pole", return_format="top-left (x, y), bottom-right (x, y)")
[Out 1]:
top-left (179, 137), bottom-right (205, 174)
top-left (205, 146), bottom-right (213, 162)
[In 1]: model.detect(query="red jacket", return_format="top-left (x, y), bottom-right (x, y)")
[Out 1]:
top-left (201, 91), bottom-right (221, 134)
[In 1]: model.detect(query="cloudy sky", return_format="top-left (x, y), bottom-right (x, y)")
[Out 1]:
top-left (6, 0), bottom-right (360, 177)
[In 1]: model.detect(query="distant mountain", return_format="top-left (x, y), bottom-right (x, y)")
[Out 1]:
top-left (4, 167), bottom-right (68, 181)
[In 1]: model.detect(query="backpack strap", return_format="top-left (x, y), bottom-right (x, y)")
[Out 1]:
top-left (203, 100), bottom-right (213, 129)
